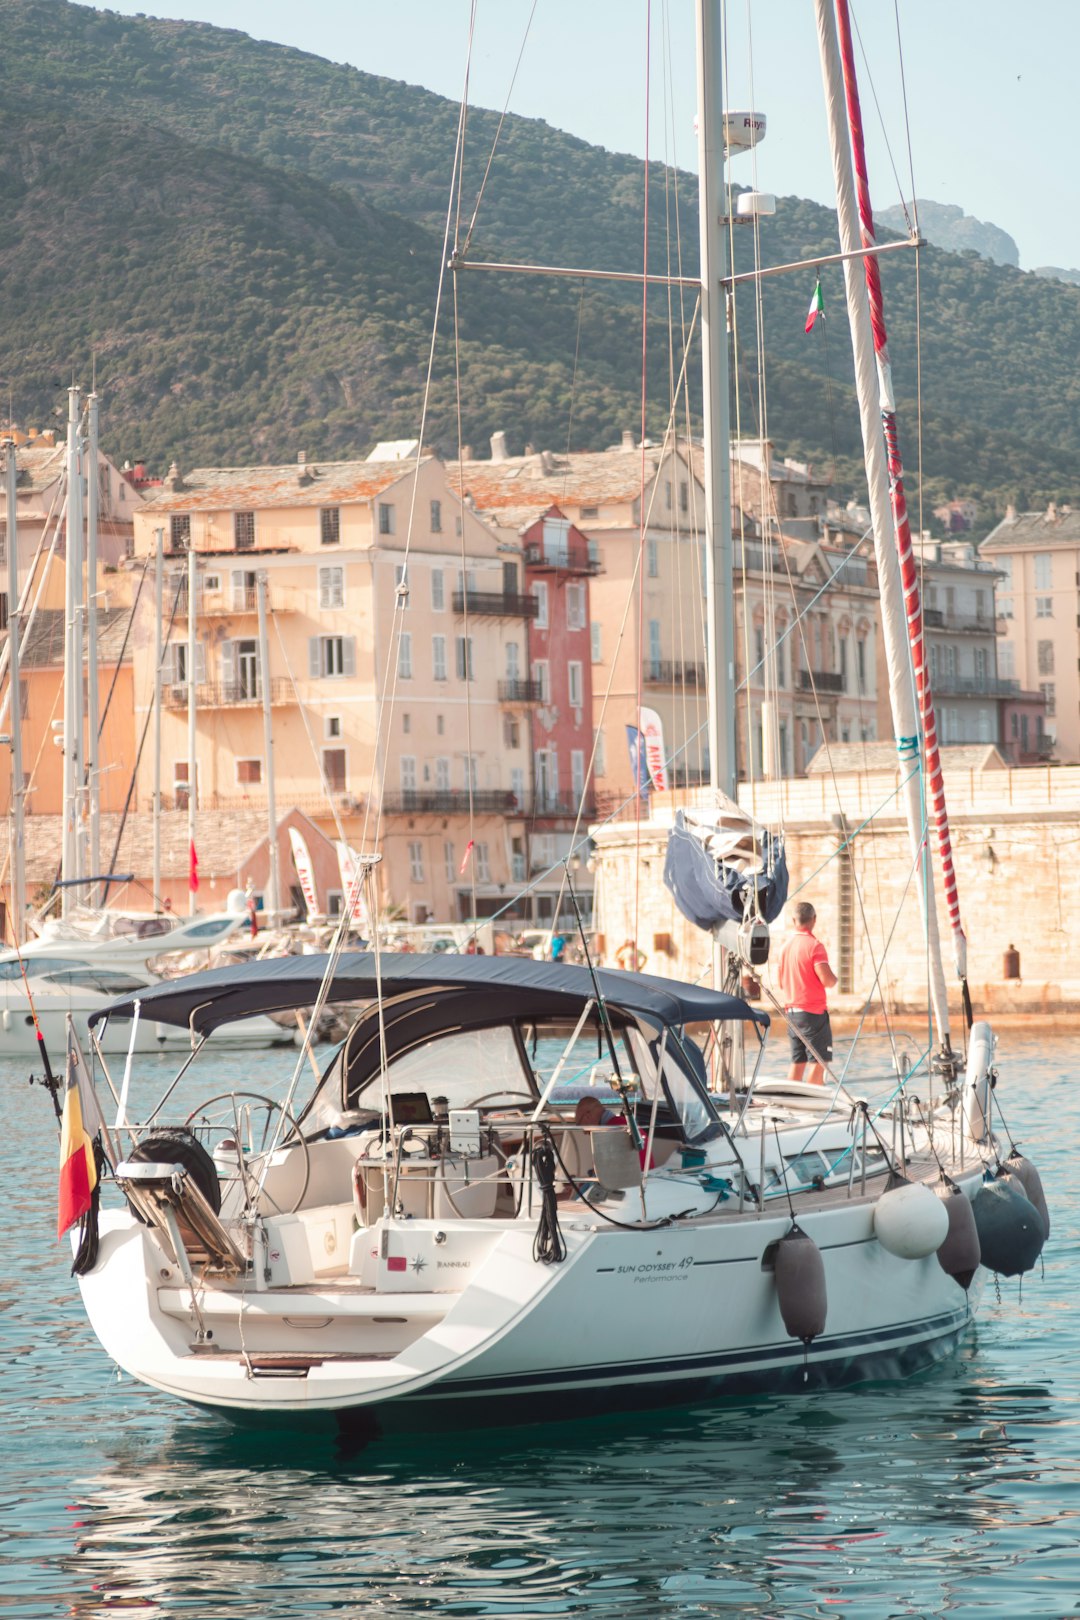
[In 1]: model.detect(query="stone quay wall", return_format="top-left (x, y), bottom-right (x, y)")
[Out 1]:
top-left (589, 765), bottom-right (1080, 1024)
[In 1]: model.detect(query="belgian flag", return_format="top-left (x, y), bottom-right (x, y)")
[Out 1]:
top-left (57, 1054), bottom-right (97, 1239)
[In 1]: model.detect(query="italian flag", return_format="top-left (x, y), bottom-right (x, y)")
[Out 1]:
top-left (805, 279), bottom-right (825, 333)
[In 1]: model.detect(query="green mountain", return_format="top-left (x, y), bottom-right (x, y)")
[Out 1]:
top-left (1, 0), bottom-right (1078, 523)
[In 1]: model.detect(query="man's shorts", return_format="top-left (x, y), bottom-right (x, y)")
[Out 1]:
top-left (788, 1009), bottom-right (833, 1066)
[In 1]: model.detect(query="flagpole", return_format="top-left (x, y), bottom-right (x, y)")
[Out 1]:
top-left (186, 542), bottom-right (197, 915)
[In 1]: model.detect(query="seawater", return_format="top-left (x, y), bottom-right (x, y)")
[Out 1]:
top-left (2, 1033), bottom-right (1077, 1619)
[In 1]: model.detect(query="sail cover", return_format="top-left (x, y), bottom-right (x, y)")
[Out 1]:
top-left (664, 804), bottom-right (788, 933)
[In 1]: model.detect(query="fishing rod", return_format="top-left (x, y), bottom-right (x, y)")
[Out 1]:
top-left (563, 859), bottom-right (644, 1154)
top-left (13, 944), bottom-right (61, 1120)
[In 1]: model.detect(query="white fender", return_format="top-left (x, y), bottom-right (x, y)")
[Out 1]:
top-left (965, 1020), bottom-right (995, 1142)
top-left (874, 1180), bottom-right (950, 1259)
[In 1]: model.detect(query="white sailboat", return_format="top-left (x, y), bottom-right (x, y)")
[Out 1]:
top-left (60, 0), bottom-right (1048, 1428)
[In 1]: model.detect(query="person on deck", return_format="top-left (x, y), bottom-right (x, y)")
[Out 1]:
top-left (776, 901), bottom-right (837, 1085)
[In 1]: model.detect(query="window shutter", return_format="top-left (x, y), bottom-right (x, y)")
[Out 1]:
top-left (309, 637), bottom-right (321, 679)
top-left (220, 640), bottom-right (236, 691)
top-left (196, 643), bottom-right (207, 682)
top-left (342, 637), bottom-right (356, 677)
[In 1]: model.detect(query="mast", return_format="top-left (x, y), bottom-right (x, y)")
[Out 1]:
top-left (186, 540), bottom-right (197, 915)
top-left (813, 0), bottom-right (951, 1046)
top-left (152, 527), bottom-right (163, 909)
top-left (695, 0), bottom-right (736, 797)
top-left (61, 386), bottom-right (82, 919)
top-left (256, 568), bottom-right (280, 922)
top-left (85, 391), bottom-right (101, 902)
top-left (4, 441), bottom-right (25, 945)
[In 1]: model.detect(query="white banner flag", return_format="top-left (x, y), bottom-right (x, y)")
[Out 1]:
top-left (639, 707), bottom-right (669, 792)
top-left (335, 841), bottom-right (371, 932)
top-left (288, 827), bottom-right (320, 922)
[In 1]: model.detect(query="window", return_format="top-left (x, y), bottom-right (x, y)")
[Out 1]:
top-left (455, 636), bottom-right (474, 681)
top-left (857, 638), bottom-right (868, 689)
top-left (394, 563), bottom-right (410, 608)
top-left (430, 498), bottom-right (442, 533)
top-left (1035, 552), bottom-right (1053, 590)
top-left (402, 713), bottom-right (411, 735)
top-left (594, 727), bottom-right (606, 776)
top-left (839, 636), bottom-right (849, 691)
top-left (1041, 682), bottom-right (1056, 717)
top-left (1038, 639), bottom-right (1054, 675)
top-left (326, 715), bottom-right (342, 739)
top-left (649, 619), bottom-right (662, 679)
top-left (510, 767), bottom-right (525, 809)
top-left (323, 747), bottom-right (346, 792)
top-left (511, 836), bottom-right (526, 883)
top-left (431, 569), bottom-right (445, 611)
top-left (309, 635), bottom-right (356, 678)
top-left (997, 557), bottom-right (1013, 618)
top-left (408, 841), bottom-right (425, 882)
top-left (231, 569), bottom-right (256, 611)
top-left (580, 505), bottom-right (599, 520)
top-left (591, 622), bottom-right (602, 663)
top-left (568, 660), bottom-right (583, 709)
top-left (398, 632), bottom-right (413, 679)
top-left (0, 592), bottom-right (7, 632)
top-left (1037, 597), bottom-right (1053, 618)
top-left (505, 642), bottom-right (520, 680)
top-left (400, 756), bottom-right (417, 798)
top-left (432, 634), bottom-right (447, 681)
top-left (170, 514), bottom-right (191, 550)
top-left (647, 538), bottom-right (659, 578)
top-left (0, 523), bottom-right (6, 564)
top-left (319, 566), bottom-right (344, 609)
top-left (436, 714), bottom-right (445, 736)
top-left (532, 660), bottom-right (550, 703)
top-left (463, 755), bottom-right (479, 791)
top-left (664, 479), bottom-right (672, 510)
top-left (503, 715), bottom-right (520, 749)
top-left (566, 581), bottom-right (586, 630)
top-left (974, 647), bottom-right (988, 681)
top-left (435, 757), bottom-right (450, 792)
top-left (532, 581), bottom-right (548, 628)
top-left (679, 481), bottom-right (689, 513)
top-left (234, 511), bottom-right (255, 550)
top-left (475, 842), bottom-right (490, 882)
top-left (320, 507), bottom-right (340, 546)
top-left (444, 840), bottom-right (455, 882)
top-left (571, 750), bottom-right (585, 802)
top-left (236, 758), bottom-right (262, 785)
top-left (378, 502), bottom-right (395, 535)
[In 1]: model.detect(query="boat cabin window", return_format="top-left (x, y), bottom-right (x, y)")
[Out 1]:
top-left (37, 967), bottom-right (149, 996)
top-left (519, 1018), bottom-right (635, 1103)
top-left (347, 1024), bottom-right (528, 1115)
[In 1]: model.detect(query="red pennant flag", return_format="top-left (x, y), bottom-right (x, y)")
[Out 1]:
top-left (188, 839), bottom-right (199, 893)
top-left (459, 839), bottom-right (475, 875)
top-left (57, 1060), bottom-right (96, 1238)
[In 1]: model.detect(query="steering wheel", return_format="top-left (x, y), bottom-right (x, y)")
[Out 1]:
top-left (184, 1090), bottom-right (311, 1215)
top-left (463, 1090), bottom-right (536, 1110)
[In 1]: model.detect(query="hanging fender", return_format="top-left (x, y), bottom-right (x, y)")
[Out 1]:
top-left (873, 1179), bottom-right (950, 1259)
top-left (772, 1223), bottom-right (827, 1346)
top-left (1005, 1149), bottom-right (1050, 1240)
top-left (935, 1179), bottom-right (981, 1290)
top-left (964, 1021), bottom-right (995, 1142)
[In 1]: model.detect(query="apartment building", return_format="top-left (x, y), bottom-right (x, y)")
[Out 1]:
top-left (982, 506), bottom-right (1074, 760)
top-left (131, 451), bottom-right (533, 923)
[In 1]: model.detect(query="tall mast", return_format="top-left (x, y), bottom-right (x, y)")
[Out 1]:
top-left (152, 527), bottom-right (163, 909)
top-left (4, 441), bottom-right (25, 945)
top-left (186, 540), bottom-right (197, 915)
top-left (85, 391), bottom-right (101, 902)
top-left (61, 386), bottom-right (83, 919)
top-left (256, 568), bottom-right (280, 922)
top-left (814, 0), bottom-right (951, 1046)
top-left (695, 0), bottom-right (735, 797)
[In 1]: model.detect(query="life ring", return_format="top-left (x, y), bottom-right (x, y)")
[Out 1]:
top-left (615, 941), bottom-right (645, 971)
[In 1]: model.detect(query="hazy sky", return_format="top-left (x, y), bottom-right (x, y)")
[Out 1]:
top-left (99, 0), bottom-right (1078, 271)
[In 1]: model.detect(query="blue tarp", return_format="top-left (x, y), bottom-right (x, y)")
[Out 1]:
top-left (664, 809), bottom-right (789, 933)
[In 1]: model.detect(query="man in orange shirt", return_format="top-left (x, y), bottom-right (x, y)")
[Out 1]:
top-left (776, 901), bottom-right (838, 1085)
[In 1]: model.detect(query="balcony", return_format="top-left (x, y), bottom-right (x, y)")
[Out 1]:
top-left (382, 790), bottom-right (526, 816)
top-left (523, 539), bottom-right (602, 575)
top-left (498, 678), bottom-right (544, 703)
top-left (798, 669), bottom-right (845, 694)
top-left (170, 584), bottom-right (300, 618)
top-left (452, 590), bottom-right (539, 619)
top-left (644, 660), bottom-right (706, 687)
top-left (932, 675), bottom-right (1020, 698)
top-left (924, 608), bottom-right (997, 634)
top-left (161, 677), bottom-right (292, 709)
top-left (530, 795), bottom-right (597, 821)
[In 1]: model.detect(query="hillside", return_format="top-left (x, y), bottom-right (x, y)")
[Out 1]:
top-left (1, 0), bottom-right (1079, 519)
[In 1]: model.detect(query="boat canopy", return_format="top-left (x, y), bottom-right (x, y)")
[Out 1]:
top-left (87, 950), bottom-right (769, 1036)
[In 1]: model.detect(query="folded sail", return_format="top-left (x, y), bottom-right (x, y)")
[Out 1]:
top-left (664, 803), bottom-right (788, 933)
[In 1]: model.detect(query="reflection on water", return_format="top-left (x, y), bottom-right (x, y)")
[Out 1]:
top-left (2, 1037), bottom-right (1079, 1618)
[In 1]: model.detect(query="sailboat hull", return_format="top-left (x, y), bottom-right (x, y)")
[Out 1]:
top-left (77, 1190), bottom-right (980, 1428)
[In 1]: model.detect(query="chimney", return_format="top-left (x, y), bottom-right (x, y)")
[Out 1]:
top-left (621, 429), bottom-right (636, 451)
top-left (461, 444), bottom-right (473, 461)
top-left (297, 451), bottom-right (306, 465)
top-left (540, 449), bottom-right (555, 475)
top-left (165, 460), bottom-right (184, 491)
top-left (1005, 503), bottom-right (1017, 522)
top-left (490, 431), bottom-right (509, 462)
top-left (1047, 501), bottom-right (1058, 523)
